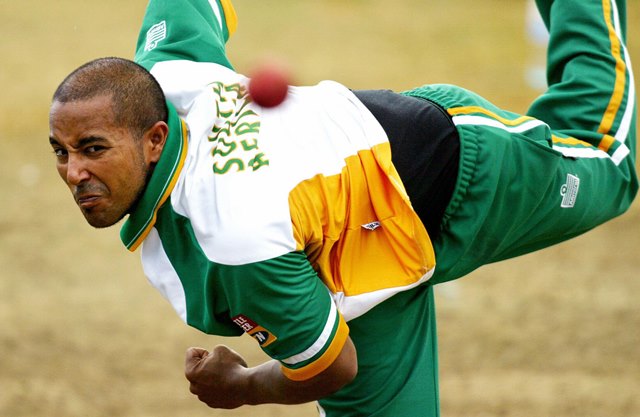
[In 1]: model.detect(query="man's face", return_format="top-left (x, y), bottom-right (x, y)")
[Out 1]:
top-left (49, 95), bottom-right (159, 228)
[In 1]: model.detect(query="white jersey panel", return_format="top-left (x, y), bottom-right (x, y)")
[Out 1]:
top-left (149, 60), bottom-right (389, 266)
top-left (140, 228), bottom-right (188, 323)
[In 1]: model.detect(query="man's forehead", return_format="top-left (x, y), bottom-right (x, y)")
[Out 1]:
top-left (49, 94), bottom-right (130, 146)
top-left (50, 95), bottom-right (118, 131)
top-left (50, 94), bottom-right (115, 118)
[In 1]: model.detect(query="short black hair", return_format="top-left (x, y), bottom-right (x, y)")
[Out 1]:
top-left (53, 57), bottom-right (168, 137)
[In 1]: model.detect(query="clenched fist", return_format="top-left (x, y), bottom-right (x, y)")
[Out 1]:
top-left (184, 345), bottom-right (250, 409)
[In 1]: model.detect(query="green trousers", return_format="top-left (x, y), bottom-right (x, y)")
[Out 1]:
top-left (321, 0), bottom-right (636, 416)
top-left (406, 0), bottom-right (637, 284)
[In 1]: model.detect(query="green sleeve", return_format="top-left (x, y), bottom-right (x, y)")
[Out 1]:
top-left (218, 252), bottom-right (349, 380)
top-left (134, 0), bottom-right (236, 71)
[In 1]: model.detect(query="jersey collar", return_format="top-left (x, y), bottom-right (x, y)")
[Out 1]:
top-left (120, 102), bottom-right (188, 251)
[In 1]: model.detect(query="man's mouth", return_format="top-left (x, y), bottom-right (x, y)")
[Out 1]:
top-left (76, 194), bottom-right (102, 209)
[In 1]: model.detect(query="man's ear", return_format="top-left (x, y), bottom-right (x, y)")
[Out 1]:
top-left (144, 121), bottom-right (169, 164)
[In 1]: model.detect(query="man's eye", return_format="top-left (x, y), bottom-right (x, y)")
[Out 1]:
top-left (53, 148), bottom-right (67, 158)
top-left (85, 145), bottom-right (105, 154)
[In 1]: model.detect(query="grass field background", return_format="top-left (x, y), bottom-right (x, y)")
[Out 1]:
top-left (1, 1), bottom-right (639, 416)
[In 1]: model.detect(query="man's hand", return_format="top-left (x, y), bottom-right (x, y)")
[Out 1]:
top-left (184, 345), bottom-right (250, 409)
top-left (184, 337), bottom-right (357, 408)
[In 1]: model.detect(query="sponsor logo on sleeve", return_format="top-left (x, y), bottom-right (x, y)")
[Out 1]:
top-left (232, 314), bottom-right (278, 347)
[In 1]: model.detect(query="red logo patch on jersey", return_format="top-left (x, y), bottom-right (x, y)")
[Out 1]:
top-left (232, 314), bottom-right (278, 347)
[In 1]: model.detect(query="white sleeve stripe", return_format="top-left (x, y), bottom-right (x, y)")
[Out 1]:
top-left (281, 299), bottom-right (337, 365)
top-left (207, 0), bottom-right (224, 31)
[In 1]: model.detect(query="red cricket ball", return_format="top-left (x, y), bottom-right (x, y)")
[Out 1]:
top-left (248, 64), bottom-right (290, 108)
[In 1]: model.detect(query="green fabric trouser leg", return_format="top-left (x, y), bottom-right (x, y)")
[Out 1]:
top-left (405, 0), bottom-right (637, 284)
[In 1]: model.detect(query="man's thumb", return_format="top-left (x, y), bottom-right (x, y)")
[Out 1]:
top-left (185, 347), bottom-right (209, 370)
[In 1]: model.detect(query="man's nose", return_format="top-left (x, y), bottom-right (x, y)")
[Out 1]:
top-left (66, 154), bottom-right (91, 185)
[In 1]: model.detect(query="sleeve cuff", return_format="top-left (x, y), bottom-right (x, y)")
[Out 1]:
top-left (280, 313), bottom-right (350, 382)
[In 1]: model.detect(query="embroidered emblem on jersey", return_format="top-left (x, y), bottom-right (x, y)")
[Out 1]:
top-left (144, 21), bottom-right (167, 51)
top-left (361, 221), bottom-right (381, 231)
top-left (560, 173), bottom-right (580, 208)
top-left (232, 314), bottom-right (278, 347)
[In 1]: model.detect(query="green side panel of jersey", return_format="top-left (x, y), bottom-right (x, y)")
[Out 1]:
top-left (134, 0), bottom-right (233, 71)
top-left (155, 202), bottom-right (335, 361)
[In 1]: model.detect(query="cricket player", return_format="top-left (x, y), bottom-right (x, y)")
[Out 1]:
top-left (48, 0), bottom-right (636, 415)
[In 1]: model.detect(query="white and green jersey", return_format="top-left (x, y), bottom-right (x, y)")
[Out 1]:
top-left (120, 0), bottom-right (435, 382)
top-left (118, 0), bottom-right (636, 415)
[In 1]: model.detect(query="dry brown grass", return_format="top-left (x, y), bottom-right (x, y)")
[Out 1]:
top-left (1, 1), bottom-right (638, 416)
